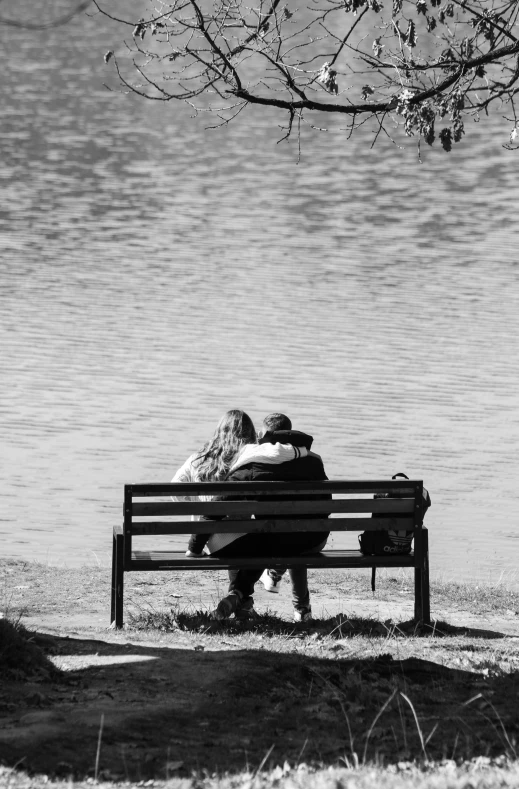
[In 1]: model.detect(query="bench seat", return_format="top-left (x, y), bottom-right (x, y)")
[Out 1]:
top-left (130, 549), bottom-right (416, 571)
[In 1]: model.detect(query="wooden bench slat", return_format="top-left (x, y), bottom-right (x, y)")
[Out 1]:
top-left (128, 480), bottom-right (420, 497)
top-left (132, 498), bottom-right (415, 517)
top-left (130, 516), bottom-right (415, 536)
top-left (129, 549), bottom-right (417, 571)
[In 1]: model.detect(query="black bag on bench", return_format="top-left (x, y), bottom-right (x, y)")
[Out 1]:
top-left (359, 473), bottom-right (431, 590)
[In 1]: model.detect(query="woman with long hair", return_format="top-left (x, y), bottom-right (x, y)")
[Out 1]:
top-left (175, 409), bottom-right (258, 485)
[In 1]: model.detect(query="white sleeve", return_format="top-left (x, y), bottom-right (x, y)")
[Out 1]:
top-left (171, 454), bottom-right (198, 501)
top-left (265, 442), bottom-right (308, 463)
top-left (229, 442), bottom-right (308, 473)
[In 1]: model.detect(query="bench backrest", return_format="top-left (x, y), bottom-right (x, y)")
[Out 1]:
top-left (123, 480), bottom-right (426, 563)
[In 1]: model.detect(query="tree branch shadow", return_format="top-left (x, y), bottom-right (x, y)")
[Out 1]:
top-left (0, 624), bottom-right (517, 780)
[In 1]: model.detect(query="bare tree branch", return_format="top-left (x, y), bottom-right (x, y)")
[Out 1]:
top-left (96, 0), bottom-right (519, 152)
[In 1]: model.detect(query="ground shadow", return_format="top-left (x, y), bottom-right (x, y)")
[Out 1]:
top-left (0, 629), bottom-right (517, 781)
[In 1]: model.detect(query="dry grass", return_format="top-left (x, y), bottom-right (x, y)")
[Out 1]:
top-left (317, 569), bottom-right (519, 617)
top-left (2, 759), bottom-right (519, 789)
top-left (127, 603), bottom-right (414, 639)
top-left (0, 617), bottom-right (60, 681)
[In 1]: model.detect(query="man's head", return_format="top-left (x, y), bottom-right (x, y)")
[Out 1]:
top-left (262, 413), bottom-right (292, 434)
top-left (260, 413), bottom-right (314, 449)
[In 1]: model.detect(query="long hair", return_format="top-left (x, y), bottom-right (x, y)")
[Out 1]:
top-left (194, 410), bottom-right (257, 481)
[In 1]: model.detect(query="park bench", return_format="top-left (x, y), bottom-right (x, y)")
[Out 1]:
top-left (111, 479), bottom-right (430, 628)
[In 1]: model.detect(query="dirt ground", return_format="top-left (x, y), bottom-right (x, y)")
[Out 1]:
top-left (1, 560), bottom-right (518, 782)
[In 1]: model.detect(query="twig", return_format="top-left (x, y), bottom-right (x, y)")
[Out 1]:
top-left (362, 690), bottom-right (397, 764)
top-left (296, 736), bottom-right (308, 766)
top-left (400, 692), bottom-right (427, 759)
top-left (254, 743), bottom-right (275, 778)
top-left (94, 713), bottom-right (105, 782)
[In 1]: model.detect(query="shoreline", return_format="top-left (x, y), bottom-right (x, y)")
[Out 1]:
top-left (3, 549), bottom-right (518, 594)
top-left (2, 559), bottom-right (518, 637)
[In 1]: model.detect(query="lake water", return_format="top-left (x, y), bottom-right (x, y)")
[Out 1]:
top-left (1, 1), bottom-right (518, 587)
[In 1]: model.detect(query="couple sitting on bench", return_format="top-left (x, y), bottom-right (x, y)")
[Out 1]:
top-left (172, 409), bottom-right (330, 622)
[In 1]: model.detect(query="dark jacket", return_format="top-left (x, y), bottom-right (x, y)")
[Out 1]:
top-left (188, 430), bottom-right (330, 554)
top-left (230, 430), bottom-right (329, 509)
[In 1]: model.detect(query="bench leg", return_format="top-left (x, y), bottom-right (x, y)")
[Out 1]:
top-left (414, 528), bottom-right (431, 626)
top-left (414, 565), bottom-right (423, 624)
top-left (111, 532), bottom-right (117, 624)
top-left (422, 528), bottom-right (430, 625)
top-left (112, 531), bottom-right (125, 628)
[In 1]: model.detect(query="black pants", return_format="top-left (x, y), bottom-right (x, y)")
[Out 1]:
top-left (212, 531), bottom-right (329, 607)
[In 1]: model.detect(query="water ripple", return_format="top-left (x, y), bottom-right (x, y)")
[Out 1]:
top-left (0, 2), bottom-right (518, 585)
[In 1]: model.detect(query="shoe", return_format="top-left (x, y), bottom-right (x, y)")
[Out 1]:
top-left (293, 608), bottom-right (312, 623)
top-left (213, 592), bottom-right (242, 620)
top-left (260, 569), bottom-right (283, 594)
top-left (235, 596), bottom-right (258, 620)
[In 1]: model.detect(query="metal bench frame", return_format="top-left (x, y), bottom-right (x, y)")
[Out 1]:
top-left (111, 479), bottom-right (430, 628)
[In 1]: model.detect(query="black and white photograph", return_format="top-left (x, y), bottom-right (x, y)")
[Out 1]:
top-left (1, 0), bottom-right (518, 786)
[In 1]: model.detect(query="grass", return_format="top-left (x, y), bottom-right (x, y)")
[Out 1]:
top-left (0, 616), bottom-right (60, 681)
top-left (316, 569), bottom-right (519, 617)
top-left (123, 603), bottom-right (519, 770)
top-left (430, 578), bottom-right (519, 616)
top-left (127, 603), bottom-right (419, 638)
top-left (1, 560), bottom-right (518, 788)
top-left (1, 559), bottom-right (518, 622)
top-left (2, 757), bottom-right (519, 789)
top-left (122, 607), bottom-right (519, 767)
